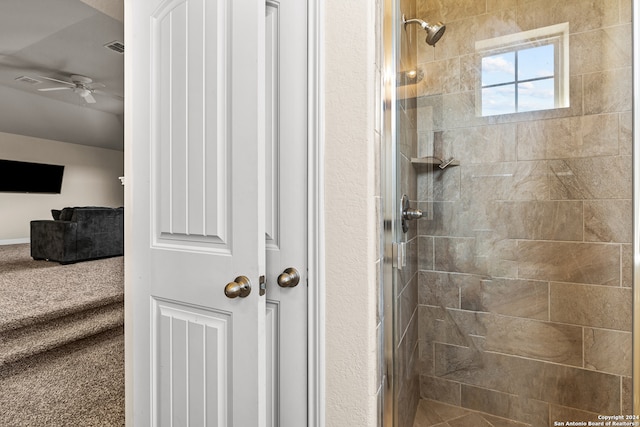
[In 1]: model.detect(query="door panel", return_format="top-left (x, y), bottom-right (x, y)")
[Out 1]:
top-left (154, 299), bottom-right (230, 425)
top-left (130, 0), bottom-right (266, 425)
top-left (153, 0), bottom-right (230, 250)
top-left (264, 0), bottom-right (308, 425)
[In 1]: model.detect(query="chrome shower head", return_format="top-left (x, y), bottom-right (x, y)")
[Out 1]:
top-left (402, 14), bottom-right (446, 46)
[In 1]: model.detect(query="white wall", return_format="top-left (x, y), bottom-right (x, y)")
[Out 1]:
top-left (324, 0), bottom-right (379, 425)
top-left (0, 131), bottom-right (124, 241)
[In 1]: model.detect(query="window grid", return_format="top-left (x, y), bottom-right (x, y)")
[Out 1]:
top-left (481, 46), bottom-right (555, 115)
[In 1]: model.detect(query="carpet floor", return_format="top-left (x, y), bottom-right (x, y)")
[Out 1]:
top-left (0, 244), bottom-right (124, 426)
top-left (0, 244), bottom-right (123, 331)
top-left (0, 328), bottom-right (124, 427)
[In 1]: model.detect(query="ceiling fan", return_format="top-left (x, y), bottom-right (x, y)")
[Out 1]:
top-left (37, 74), bottom-right (122, 104)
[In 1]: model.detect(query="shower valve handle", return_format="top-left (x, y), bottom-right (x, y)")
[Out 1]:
top-left (401, 194), bottom-right (422, 233)
top-left (403, 207), bottom-right (423, 220)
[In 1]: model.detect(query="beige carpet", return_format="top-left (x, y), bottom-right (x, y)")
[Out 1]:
top-left (0, 244), bottom-right (124, 426)
top-left (0, 244), bottom-right (123, 331)
top-left (0, 328), bottom-right (124, 427)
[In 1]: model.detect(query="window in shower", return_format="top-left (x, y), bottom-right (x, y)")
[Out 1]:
top-left (476, 23), bottom-right (569, 117)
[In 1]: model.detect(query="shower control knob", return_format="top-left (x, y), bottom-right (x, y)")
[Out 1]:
top-left (401, 194), bottom-right (422, 233)
top-left (403, 208), bottom-right (423, 220)
top-left (277, 267), bottom-right (300, 288)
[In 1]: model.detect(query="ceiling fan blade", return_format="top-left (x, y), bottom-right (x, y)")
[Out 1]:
top-left (38, 87), bottom-right (72, 92)
top-left (37, 75), bottom-right (74, 86)
top-left (87, 82), bottom-right (106, 90)
top-left (82, 93), bottom-right (96, 104)
top-left (93, 89), bottom-right (124, 101)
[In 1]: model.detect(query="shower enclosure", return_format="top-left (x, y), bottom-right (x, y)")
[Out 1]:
top-left (382, 1), bottom-right (637, 426)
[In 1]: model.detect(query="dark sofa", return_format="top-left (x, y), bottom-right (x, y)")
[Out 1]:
top-left (30, 206), bottom-right (124, 264)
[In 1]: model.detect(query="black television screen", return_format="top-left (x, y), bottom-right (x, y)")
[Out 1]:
top-left (0, 159), bottom-right (65, 194)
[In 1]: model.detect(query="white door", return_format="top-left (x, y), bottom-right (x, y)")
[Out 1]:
top-left (127, 0), bottom-right (267, 425)
top-left (264, 0), bottom-right (308, 425)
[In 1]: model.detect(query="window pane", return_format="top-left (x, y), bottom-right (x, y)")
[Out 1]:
top-left (518, 44), bottom-right (554, 81)
top-left (481, 52), bottom-right (515, 86)
top-left (518, 78), bottom-right (555, 112)
top-left (482, 84), bottom-right (515, 116)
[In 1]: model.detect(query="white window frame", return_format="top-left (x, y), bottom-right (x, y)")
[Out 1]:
top-left (475, 22), bottom-right (570, 117)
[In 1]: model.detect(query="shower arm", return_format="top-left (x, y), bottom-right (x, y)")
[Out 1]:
top-left (402, 15), bottom-right (428, 29)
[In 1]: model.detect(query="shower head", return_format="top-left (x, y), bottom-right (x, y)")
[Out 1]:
top-left (402, 14), bottom-right (446, 46)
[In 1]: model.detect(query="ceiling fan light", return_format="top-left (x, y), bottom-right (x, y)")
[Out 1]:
top-left (74, 87), bottom-right (91, 97)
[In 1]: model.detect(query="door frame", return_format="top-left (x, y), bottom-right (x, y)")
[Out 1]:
top-left (306, 0), bottom-right (324, 424)
top-left (122, 0), bottom-right (326, 425)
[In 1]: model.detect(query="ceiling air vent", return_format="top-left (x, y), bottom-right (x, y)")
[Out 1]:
top-left (104, 40), bottom-right (124, 54)
top-left (15, 75), bottom-right (42, 85)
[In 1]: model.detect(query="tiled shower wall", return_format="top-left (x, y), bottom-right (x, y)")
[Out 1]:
top-left (413, 0), bottom-right (633, 425)
top-left (395, 0), bottom-right (421, 426)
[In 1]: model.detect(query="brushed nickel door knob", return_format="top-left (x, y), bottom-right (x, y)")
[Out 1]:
top-left (277, 267), bottom-right (300, 288)
top-left (224, 276), bottom-right (252, 298)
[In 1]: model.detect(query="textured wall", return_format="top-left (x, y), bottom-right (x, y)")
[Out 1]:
top-left (324, 0), bottom-right (380, 425)
top-left (414, 0), bottom-right (633, 425)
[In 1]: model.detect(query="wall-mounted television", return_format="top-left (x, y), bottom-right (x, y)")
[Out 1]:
top-left (0, 159), bottom-right (65, 194)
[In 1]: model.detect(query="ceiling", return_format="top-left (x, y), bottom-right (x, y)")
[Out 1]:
top-left (0, 0), bottom-right (124, 151)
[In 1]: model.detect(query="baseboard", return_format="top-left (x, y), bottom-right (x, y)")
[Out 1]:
top-left (0, 238), bottom-right (29, 245)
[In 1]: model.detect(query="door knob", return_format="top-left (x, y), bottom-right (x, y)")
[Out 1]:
top-left (277, 267), bottom-right (300, 288)
top-left (224, 276), bottom-right (252, 298)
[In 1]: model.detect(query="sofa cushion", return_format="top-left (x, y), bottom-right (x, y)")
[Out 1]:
top-left (59, 208), bottom-right (74, 221)
top-left (51, 209), bottom-right (62, 220)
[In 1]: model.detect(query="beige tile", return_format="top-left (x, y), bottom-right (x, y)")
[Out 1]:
top-left (443, 124), bottom-right (517, 164)
top-left (491, 201), bottom-right (583, 241)
top-left (412, 399), bottom-right (469, 426)
top-left (550, 282), bottom-right (632, 331)
top-left (418, 201), bottom-right (485, 237)
top-left (448, 413), bottom-right (493, 427)
top-left (487, 0), bottom-right (518, 12)
top-left (584, 68), bottom-right (632, 115)
top-left (442, 91), bottom-right (483, 129)
top-left (418, 271), bottom-right (464, 308)
top-left (459, 53), bottom-right (478, 92)
top-left (418, 236), bottom-right (434, 270)
top-left (413, 399), bottom-right (446, 426)
top-left (484, 316), bottom-right (583, 366)
top-left (620, 0), bottom-right (632, 23)
top-left (398, 275), bottom-right (418, 339)
top-left (549, 156), bottom-right (632, 200)
top-left (460, 278), bottom-right (548, 320)
top-left (462, 385), bottom-right (548, 426)
top-left (419, 375), bottom-right (462, 406)
top-left (516, 241), bottom-right (620, 286)
top-left (398, 375), bottom-right (421, 427)
top-left (434, 237), bottom-right (488, 275)
top-left (417, 0), bottom-right (486, 23)
top-left (622, 244), bottom-right (632, 288)
top-left (570, 25), bottom-right (631, 75)
top-left (417, 167), bottom-right (461, 202)
top-left (584, 328), bottom-right (631, 376)
top-left (419, 306), bottom-right (486, 348)
top-left (417, 58), bottom-right (461, 96)
top-left (619, 111), bottom-right (632, 155)
top-left (517, 115), bottom-right (619, 160)
top-left (434, 345), bottom-right (621, 414)
top-left (419, 339), bottom-right (434, 376)
top-left (584, 200), bottom-right (632, 243)
top-left (418, 94), bottom-right (444, 131)
top-left (622, 377), bottom-right (633, 414)
top-left (516, 0), bottom-right (619, 33)
top-left (462, 161), bottom-right (549, 202)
